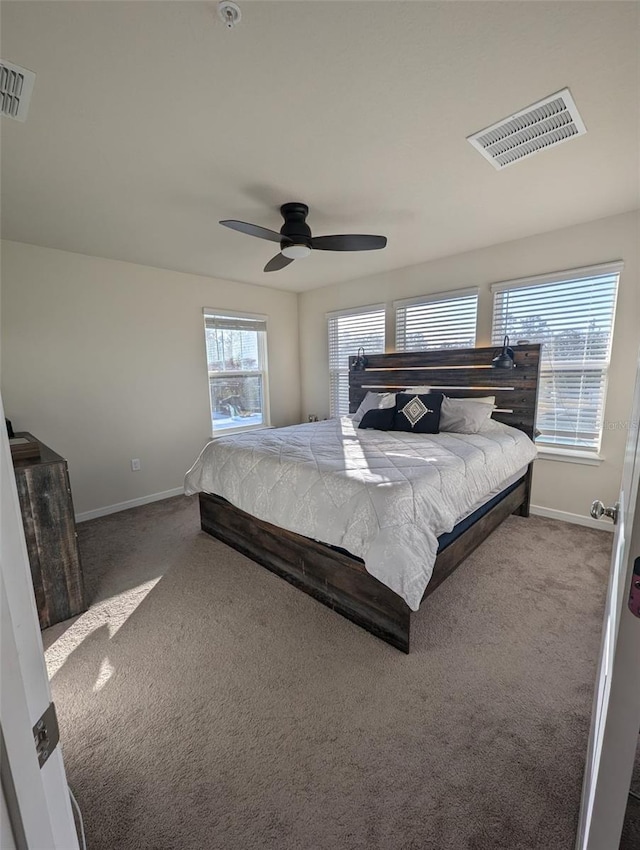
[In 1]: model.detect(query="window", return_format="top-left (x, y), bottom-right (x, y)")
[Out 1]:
top-left (491, 263), bottom-right (622, 453)
top-left (327, 305), bottom-right (385, 416)
top-left (395, 289), bottom-right (478, 351)
top-left (204, 310), bottom-right (269, 435)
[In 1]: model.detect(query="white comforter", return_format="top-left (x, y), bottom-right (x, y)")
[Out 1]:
top-left (184, 419), bottom-right (537, 610)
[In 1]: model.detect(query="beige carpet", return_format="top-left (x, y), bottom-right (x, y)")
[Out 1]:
top-left (45, 496), bottom-right (615, 850)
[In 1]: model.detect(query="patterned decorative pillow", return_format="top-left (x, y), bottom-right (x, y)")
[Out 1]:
top-left (393, 393), bottom-right (443, 434)
top-left (358, 407), bottom-right (396, 431)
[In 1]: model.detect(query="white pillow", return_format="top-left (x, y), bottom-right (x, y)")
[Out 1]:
top-left (352, 391), bottom-right (396, 423)
top-left (440, 397), bottom-right (494, 434)
top-left (404, 385), bottom-right (432, 394)
top-left (479, 417), bottom-right (505, 433)
top-left (441, 395), bottom-right (495, 406)
top-left (379, 393), bottom-right (397, 409)
top-left (405, 390), bottom-right (496, 407)
top-left (466, 395), bottom-right (495, 406)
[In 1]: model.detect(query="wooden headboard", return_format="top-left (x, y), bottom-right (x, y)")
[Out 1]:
top-left (348, 344), bottom-right (542, 440)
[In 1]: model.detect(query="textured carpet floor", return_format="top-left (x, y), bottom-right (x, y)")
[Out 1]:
top-left (44, 496), bottom-right (615, 850)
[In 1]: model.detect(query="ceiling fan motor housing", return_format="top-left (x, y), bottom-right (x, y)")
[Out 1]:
top-left (279, 202), bottom-right (311, 246)
top-left (218, 201), bottom-right (387, 271)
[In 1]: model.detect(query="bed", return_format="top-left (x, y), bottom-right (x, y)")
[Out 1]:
top-left (185, 344), bottom-right (541, 653)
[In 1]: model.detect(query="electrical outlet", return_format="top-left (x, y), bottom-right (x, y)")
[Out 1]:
top-left (131, 458), bottom-right (141, 471)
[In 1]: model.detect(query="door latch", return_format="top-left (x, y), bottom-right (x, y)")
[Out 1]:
top-left (32, 702), bottom-right (59, 769)
top-left (590, 500), bottom-right (619, 524)
top-left (629, 558), bottom-right (640, 619)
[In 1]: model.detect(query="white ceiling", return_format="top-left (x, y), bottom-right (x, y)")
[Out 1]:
top-left (1, 1), bottom-right (638, 293)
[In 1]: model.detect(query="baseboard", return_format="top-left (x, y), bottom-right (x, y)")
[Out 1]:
top-left (530, 504), bottom-right (614, 532)
top-left (75, 487), bottom-right (185, 523)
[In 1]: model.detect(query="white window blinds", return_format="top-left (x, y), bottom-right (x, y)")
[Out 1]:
top-left (327, 306), bottom-right (385, 416)
top-left (204, 314), bottom-right (267, 333)
top-left (491, 263), bottom-right (621, 452)
top-left (395, 289), bottom-right (478, 351)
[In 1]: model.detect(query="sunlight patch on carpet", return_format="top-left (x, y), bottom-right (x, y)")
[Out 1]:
top-left (93, 656), bottom-right (115, 692)
top-left (45, 577), bottom-right (160, 678)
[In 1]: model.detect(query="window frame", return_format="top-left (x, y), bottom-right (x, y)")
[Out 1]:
top-left (203, 308), bottom-right (271, 437)
top-left (490, 261), bottom-right (623, 457)
top-left (327, 303), bottom-right (386, 417)
top-left (394, 287), bottom-right (479, 352)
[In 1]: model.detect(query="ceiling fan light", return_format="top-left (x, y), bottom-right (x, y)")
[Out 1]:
top-left (281, 243), bottom-right (311, 260)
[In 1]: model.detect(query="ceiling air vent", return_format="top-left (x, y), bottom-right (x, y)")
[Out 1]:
top-left (0, 60), bottom-right (36, 122)
top-left (467, 88), bottom-right (586, 170)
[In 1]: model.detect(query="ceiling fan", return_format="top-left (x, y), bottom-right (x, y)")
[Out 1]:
top-left (220, 202), bottom-right (387, 272)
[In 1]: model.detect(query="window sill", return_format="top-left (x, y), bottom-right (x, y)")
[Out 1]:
top-left (210, 424), bottom-right (273, 439)
top-left (536, 447), bottom-right (603, 466)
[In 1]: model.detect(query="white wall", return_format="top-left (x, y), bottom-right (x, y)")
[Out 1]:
top-left (298, 211), bottom-right (640, 521)
top-left (2, 212), bottom-right (638, 523)
top-left (0, 241), bottom-right (300, 516)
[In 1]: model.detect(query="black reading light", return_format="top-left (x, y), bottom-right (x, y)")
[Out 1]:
top-left (351, 347), bottom-right (368, 370)
top-left (491, 335), bottom-right (515, 369)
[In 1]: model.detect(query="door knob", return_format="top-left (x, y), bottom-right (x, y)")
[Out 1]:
top-left (590, 500), bottom-right (619, 524)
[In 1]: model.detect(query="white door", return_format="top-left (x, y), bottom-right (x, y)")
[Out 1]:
top-left (0, 393), bottom-right (80, 849)
top-left (575, 355), bottom-right (640, 850)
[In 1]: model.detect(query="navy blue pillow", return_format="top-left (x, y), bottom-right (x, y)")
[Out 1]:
top-left (358, 407), bottom-right (396, 431)
top-left (393, 393), bottom-right (443, 433)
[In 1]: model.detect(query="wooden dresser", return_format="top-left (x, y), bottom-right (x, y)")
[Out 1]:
top-left (12, 433), bottom-right (86, 629)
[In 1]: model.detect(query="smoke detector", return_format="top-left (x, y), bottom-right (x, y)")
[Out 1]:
top-left (467, 88), bottom-right (587, 170)
top-left (218, 1), bottom-right (241, 29)
top-left (0, 60), bottom-right (36, 122)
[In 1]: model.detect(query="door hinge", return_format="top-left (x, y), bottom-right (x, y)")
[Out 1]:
top-left (32, 701), bottom-right (59, 769)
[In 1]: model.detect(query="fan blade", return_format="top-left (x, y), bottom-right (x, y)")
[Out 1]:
top-left (264, 253), bottom-right (295, 273)
top-left (220, 220), bottom-right (284, 244)
top-left (310, 234), bottom-right (387, 252)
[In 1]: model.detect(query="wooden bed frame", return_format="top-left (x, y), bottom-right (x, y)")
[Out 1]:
top-left (199, 344), bottom-right (541, 653)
